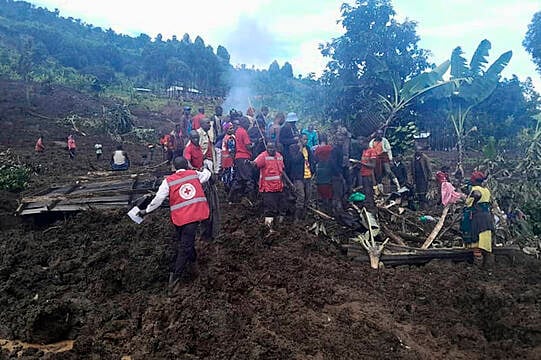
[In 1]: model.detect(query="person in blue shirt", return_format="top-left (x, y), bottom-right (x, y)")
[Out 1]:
top-left (301, 124), bottom-right (319, 149)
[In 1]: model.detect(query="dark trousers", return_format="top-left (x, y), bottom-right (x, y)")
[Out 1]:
top-left (361, 175), bottom-right (375, 210)
top-left (262, 191), bottom-right (284, 217)
top-left (173, 222), bottom-right (198, 275)
top-left (294, 179), bottom-right (311, 209)
top-left (229, 158), bottom-right (255, 202)
top-left (202, 181), bottom-right (220, 241)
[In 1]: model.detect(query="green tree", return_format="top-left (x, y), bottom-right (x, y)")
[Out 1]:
top-left (445, 39), bottom-right (512, 177)
top-left (320, 0), bottom-right (430, 123)
top-left (523, 11), bottom-right (541, 75)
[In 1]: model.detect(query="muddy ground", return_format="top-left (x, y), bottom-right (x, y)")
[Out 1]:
top-left (0, 79), bottom-right (540, 359)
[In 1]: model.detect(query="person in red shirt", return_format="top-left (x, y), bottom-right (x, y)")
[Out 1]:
top-left (184, 130), bottom-right (204, 170)
top-left (192, 107), bottom-right (205, 130)
top-left (252, 142), bottom-right (287, 229)
top-left (314, 134), bottom-right (334, 211)
top-left (360, 137), bottom-right (377, 209)
top-left (228, 117), bottom-right (255, 203)
top-left (67, 135), bottom-right (76, 159)
top-left (137, 156), bottom-right (211, 287)
top-left (35, 135), bottom-right (45, 152)
top-left (221, 123), bottom-right (236, 191)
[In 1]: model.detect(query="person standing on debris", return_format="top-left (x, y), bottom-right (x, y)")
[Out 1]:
top-left (212, 106), bottom-right (224, 139)
top-left (110, 144), bottom-right (130, 171)
top-left (461, 171), bottom-right (494, 263)
top-left (286, 134), bottom-right (314, 220)
top-left (330, 134), bottom-right (348, 214)
top-left (35, 135), bottom-right (45, 153)
top-left (437, 166), bottom-right (464, 206)
top-left (302, 124), bottom-right (319, 149)
top-left (411, 150), bottom-right (432, 209)
top-left (359, 137), bottom-right (378, 210)
top-left (248, 117), bottom-right (267, 159)
top-left (221, 122), bottom-right (236, 192)
top-left (137, 156), bottom-right (211, 286)
top-left (197, 118), bottom-right (220, 241)
top-left (246, 107), bottom-right (256, 127)
top-left (391, 154), bottom-right (407, 190)
top-left (279, 112), bottom-right (300, 161)
top-left (252, 142), bottom-right (288, 230)
top-left (192, 107), bottom-right (205, 130)
top-left (67, 135), bottom-right (76, 159)
top-left (256, 106), bottom-right (269, 127)
top-left (180, 106), bottom-right (192, 145)
top-left (229, 117), bottom-right (254, 203)
top-left (94, 143), bottom-right (103, 160)
top-left (184, 130), bottom-right (204, 170)
top-left (268, 112), bottom-right (285, 147)
top-left (370, 129), bottom-right (401, 193)
top-left (314, 134), bottom-right (334, 211)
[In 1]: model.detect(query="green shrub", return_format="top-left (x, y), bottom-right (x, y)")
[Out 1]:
top-left (0, 163), bottom-right (31, 192)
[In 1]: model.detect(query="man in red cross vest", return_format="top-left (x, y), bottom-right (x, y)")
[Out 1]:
top-left (252, 142), bottom-right (290, 230)
top-left (138, 156), bottom-right (211, 286)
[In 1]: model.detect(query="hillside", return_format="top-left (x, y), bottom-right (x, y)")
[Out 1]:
top-left (0, 75), bottom-right (540, 360)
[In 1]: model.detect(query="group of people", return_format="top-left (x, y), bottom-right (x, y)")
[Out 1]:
top-left (135, 104), bottom-right (496, 287)
top-left (35, 135), bottom-right (131, 171)
top-left (31, 105), bottom-right (495, 286)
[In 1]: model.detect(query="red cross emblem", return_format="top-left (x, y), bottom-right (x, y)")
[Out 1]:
top-left (179, 183), bottom-right (196, 200)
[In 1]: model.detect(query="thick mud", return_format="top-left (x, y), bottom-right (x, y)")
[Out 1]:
top-left (0, 79), bottom-right (540, 359)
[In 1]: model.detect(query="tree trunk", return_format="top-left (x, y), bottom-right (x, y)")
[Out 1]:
top-left (456, 137), bottom-right (465, 183)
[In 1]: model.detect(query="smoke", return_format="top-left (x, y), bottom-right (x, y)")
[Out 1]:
top-left (224, 15), bottom-right (287, 65)
top-left (221, 67), bottom-right (254, 115)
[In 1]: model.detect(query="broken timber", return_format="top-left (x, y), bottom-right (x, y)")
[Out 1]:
top-left (17, 174), bottom-right (158, 216)
top-left (342, 243), bottom-right (521, 267)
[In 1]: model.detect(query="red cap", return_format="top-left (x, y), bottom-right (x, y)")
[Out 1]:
top-left (470, 171), bottom-right (486, 183)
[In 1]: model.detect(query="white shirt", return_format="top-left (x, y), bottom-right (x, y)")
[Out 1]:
top-left (144, 167), bottom-right (211, 213)
top-left (113, 150), bottom-right (127, 165)
top-left (369, 137), bottom-right (393, 161)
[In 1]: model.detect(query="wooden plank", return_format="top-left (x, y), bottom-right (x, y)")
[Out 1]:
top-left (60, 195), bottom-right (130, 204)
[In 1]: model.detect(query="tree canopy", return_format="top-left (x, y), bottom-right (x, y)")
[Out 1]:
top-left (320, 0), bottom-right (431, 131)
top-left (0, 0), bottom-right (232, 94)
top-left (524, 11), bottom-right (541, 75)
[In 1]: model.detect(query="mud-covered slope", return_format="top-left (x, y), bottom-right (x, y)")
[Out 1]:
top-left (1, 202), bottom-right (540, 359)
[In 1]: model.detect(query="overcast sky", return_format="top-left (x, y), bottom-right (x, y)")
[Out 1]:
top-left (25, 0), bottom-right (541, 89)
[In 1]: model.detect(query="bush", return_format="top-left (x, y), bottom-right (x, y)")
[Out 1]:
top-left (0, 163), bottom-right (31, 192)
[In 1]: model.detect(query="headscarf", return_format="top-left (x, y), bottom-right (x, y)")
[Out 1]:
top-left (470, 171), bottom-right (486, 184)
top-left (436, 171), bottom-right (449, 184)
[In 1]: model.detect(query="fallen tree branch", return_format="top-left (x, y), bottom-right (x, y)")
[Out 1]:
top-left (435, 211), bottom-right (461, 242)
top-left (379, 207), bottom-right (426, 234)
top-left (421, 205), bottom-right (450, 249)
top-left (381, 223), bottom-right (406, 246)
top-left (308, 206), bottom-right (334, 220)
top-left (26, 110), bottom-right (54, 120)
top-left (70, 117), bottom-right (87, 136)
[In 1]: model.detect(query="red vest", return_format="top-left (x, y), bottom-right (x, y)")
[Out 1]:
top-left (255, 151), bottom-right (284, 192)
top-left (166, 170), bottom-right (209, 226)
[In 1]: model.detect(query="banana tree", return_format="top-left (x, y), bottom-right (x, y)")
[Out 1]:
top-left (379, 60), bottom-right (452, 127)
top-left (446, 39), bottom-right (512, 178)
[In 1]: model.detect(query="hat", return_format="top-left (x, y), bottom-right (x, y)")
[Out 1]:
top-left (285, 112), bottom-right (298, 122)
top-left (470, 171), bottom-right (486, 184)
top-left (183, 106), bottom-right (191, 111)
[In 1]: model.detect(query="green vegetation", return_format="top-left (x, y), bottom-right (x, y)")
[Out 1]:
top-left (0, 150), bottom-right (31, 192)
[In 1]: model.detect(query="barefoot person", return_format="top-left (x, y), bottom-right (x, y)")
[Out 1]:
top-left (137, 156), bottom-right (211, 286)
